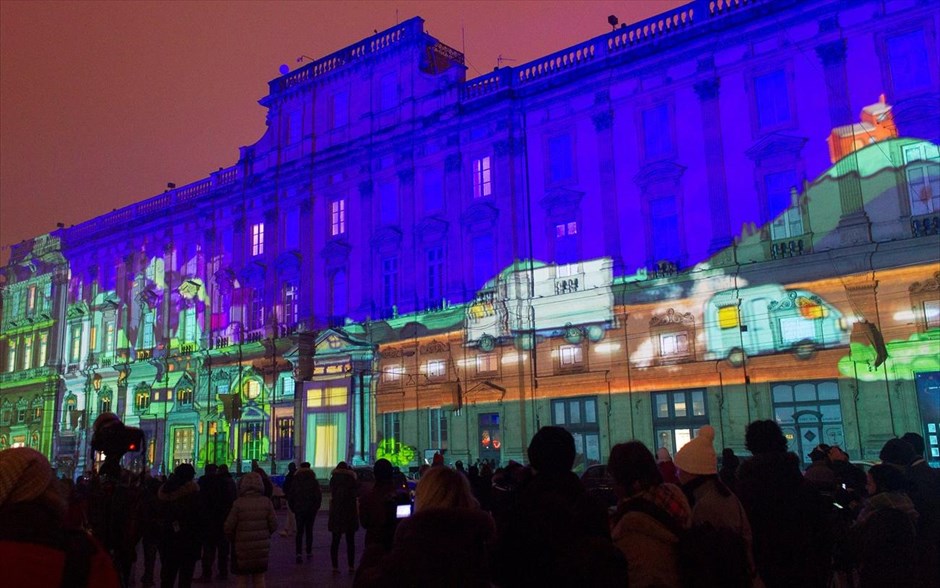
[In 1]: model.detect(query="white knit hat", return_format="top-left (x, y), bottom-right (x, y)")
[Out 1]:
top-left (674, 425), bottom-right (718, 475)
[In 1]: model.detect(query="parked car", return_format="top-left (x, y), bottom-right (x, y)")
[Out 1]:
top-left (580, 464), bottom-right (617, 510)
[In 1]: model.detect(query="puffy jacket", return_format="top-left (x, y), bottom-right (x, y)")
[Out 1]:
top-left (288, 467), bottom-right (322, 515)
top-left (224, 473), bottom-right (277, 575)
top-left (328, 467), bottom-right (359, 534)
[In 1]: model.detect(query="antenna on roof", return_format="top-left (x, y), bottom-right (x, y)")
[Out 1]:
top-left (496, 55), bottom-right (516, 68)
top-left (296, 55), bottom-right (314, 64)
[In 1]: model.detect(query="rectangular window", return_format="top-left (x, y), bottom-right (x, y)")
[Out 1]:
top-left (642, 104), bottom-right (672, 159)
top-left (383, 365), bottom-right (403, 383)
top-left (653, 389), bottom-right (709, 457)
top-left (560, 345), bottom-right (583, 366)
top-left (427, 247), bottom-right (444, 305)
top-left (473, 156), bottom-right (492, 198)
top-left (548, 134), bottom-right (574, 183)
top-left (282, 282), bottom-right (298, 325)
top-left (38, 333), bottom-right (48, 367)
top-left (379, 181), bottom-right (398, 224)
top-left (177, 387), bottom-right (193, 405)
top-left (285, 208), bottom-right (300, 249)
top-left (718, 306), bottom-right (740, 329)
top-left (427, 359), bottom-right (446, 379)
top-left (552, 397), bottom-right (601, 467)
top-left (478, 412), bottom-right (501, 461)
top-left (423, 167), bottom-right (444, 212)
top-left (251, 222), bottom-right (265, 256)
top-left (89, 325), bottom-right (97, 352)
top-left (925, 300), bottom-right (940, 329)
top-left (555, 220), bottom-right (579, 265)
top-left (754, 69), bottom-right (791, 129)
top-left (382, 257), bottom-right (398, 312)
top-left (7, 341), bottom-right (17, 372)
top-left (772, 381), bottom-right (844, 465)
top-left (903, 144), bottom-right (940, 216)
top-left (764, 171), bottom-right (803, 239)
top-left (243, 422), bottom-right (264, 462)
top-left (428, 408), bottom-right (448, 451)
top-left (277, 417), bottom-right (294, 460)
top-left (330, 270), bottom-right (347, 320)
top-left (249, 288), bottom-right (264, 330)
top-left (476, 353), bottom-right (497, 374)
top-left (380, 72), bottom-right (398, 111)
top-left (660, 331), bottom-right (689, 357)
top-left (650, 196), bottom-right (680, 262)
top-left (27, 285), bottom-right (37, 312)
top-left (70, 325), bottom-right (82, 363)
top-left (886, 30), bottom-right (930, 95)
top-left (331, 90), bottom-right (349, 128)
top-left (472, 234), bottom-right (493, 289)
top-left (382, 412), bottom-right (402, 442)
top-left (104, 321), bottom-right (115, 353)
top-left (142, 312), bottom-right (155, 349)
top-left (331, 199), bottom-right (346, 236)
top-left (21, 336), bottom-right (33, 370)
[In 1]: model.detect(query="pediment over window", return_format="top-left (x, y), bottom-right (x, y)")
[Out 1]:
top-left (275, 251), bottom-right (302, 275)
top-left (238, 261), bottom-right (266, 286)
top-left (745, 133), bottom-right (808, 165)
top-left (321, 241), bottom-right (351, 265)
top-left (540, 188), bottom-right (584, 219)
top-left (214, 268), bottom-right (236, 294)
top-left (416, 216), bottom-right (449, 244)
top-left (137, 288), bottom-right (159, 308)
top-left (633, 160), bottom-right (687, 190)
top-left (909, 271), bottom-right (940, 294)
top-left (460, 202), bottom-right (499, 232)
top-left (371, 226), bottom-right (403, 251)
top-left (66, 301), bottom-right (90, 320)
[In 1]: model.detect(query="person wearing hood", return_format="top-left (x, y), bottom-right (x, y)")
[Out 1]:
top-left (328, 461), bottom-right (359, 573)
top-left (736, 420), bottom-right (832, 588)
top-left (224, 471), bottom-right (277, 586)
top-left (0, 447), bottom-right (120, 588)
top-left (157, 462), bottom-right (203, 587)
top-left (287, 461), bottom-right (322, 564)
top-left (838, 464), bottom-right (918, 588)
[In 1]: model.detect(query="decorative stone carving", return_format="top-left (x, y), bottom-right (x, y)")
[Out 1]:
top-left (909, 271), bottom-right (940, 294)
top-left (420, 340), bottom-right (450, 354)
top-left (649, 308), bottom-right (695, 327)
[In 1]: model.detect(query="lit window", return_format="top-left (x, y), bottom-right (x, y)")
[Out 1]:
top-left (38, 333), bottom-right (48, 366)
top-left (477, 353), bottom-right (497, 373)
top-left (282, 282), bottom-right (298, 324)
top-left (903, 143), bottom-right (940, 216)
top-left (6, 342), bottom-right (15, 372)
top-left (331, 199), bottom-right (346, 236)
top-left (473, 156), bottom-right (492, 198)
top-left (177, 388), bottom-right (193, 405)
top-left (653, 390), bottom-right (709, 456)
top-left (251, 222), bottom-right (265, 256)
top-left (244, 380), bottom-right (262, 401)
top-left (660, 332), bottom-right (690, 357)
top-left (22, 336), bottom-right (33, 370)
top-left (27, 285), bottom-right (37, 312)
top-left (560, 345), bottom-right (583, 366)
top-left (104, 321), bottom-right (115, 353)
top-left (427, 359), bottom-right (446, 379)
top-left (136, 389), bottom-right (151, 411)
top-left (924, 300), bottom-right (940, 329)
top-left (383, 365), bottom-right (403, 382)
top-left (718, 306), bottom-right (740, 329)
top-left (69, 325), bottom-right (82, 363)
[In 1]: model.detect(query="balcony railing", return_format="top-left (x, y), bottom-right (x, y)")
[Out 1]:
top-left (771, 236), bottom-right (808, 259)
top-left (911, 213), bottom-right (940, 237)
top-left (0, 365), bottom-right (55, 384)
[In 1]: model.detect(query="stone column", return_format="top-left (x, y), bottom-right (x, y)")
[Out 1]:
top-left (815, 39), bottom-right (852, 128)
top-left (593, 107), bottom-right (624, 272)
top-left (693, 77), bottom-right (733, 253)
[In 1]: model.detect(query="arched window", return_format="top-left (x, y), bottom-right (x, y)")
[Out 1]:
top-left (99, 390), bottom-right (112, 415)
top-left (135, 385), bottom-right (151, 412)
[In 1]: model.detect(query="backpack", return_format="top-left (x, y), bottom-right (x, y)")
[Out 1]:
top-left (619, 498), bottom-right (752, 588)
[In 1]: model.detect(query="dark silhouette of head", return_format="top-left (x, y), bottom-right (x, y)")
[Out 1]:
top-left (745, 420), bottom-right (789, 454)
top-left (175, 462), bottom-right (196, 483)
top-left (899, 432), bottom-right (925, 458)
top-left (204, 463), bottom-right (218, 476)
top-left (868, 463), bottom-right (907, 494)
top-left (288, 462), bottom-right (297, 472)
top-left (879, 438), bottom-right (915, 466)
top-left (527, 426), bottom-right (576, 474)
top-left (608, 441), bottom-right (662, 494)
top-left (374, 458), bottom-right (393, 482)
top-left (721, 448), bottom-right (740, 470)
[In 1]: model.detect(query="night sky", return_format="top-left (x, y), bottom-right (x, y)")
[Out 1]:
top-left (0, 0), bottom-right (684, 264)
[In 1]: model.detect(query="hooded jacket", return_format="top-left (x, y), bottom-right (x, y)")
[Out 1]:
top-left (157, 477), bottom-right (202, 559)
top-left (287, 467), bottom-right (322, 515)
top-left (328, 467), bottom-right (359, 534)
top-left (224, 473), bottom-right (277, 574)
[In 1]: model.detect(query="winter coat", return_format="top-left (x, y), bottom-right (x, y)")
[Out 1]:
top-left (287, 467), bottom-right (322, 515)
top-left (358, 507), bottom-right (497, 588)
top-left (839, 491), bottom-right (918, 588)
top-left (610, 483), bottom-right (691, 588)
top-left (200, 473), bottom-right (235, 541)
top-left (737, 451), bottom-right (833, 588)
top-left (224, 473), bottom-right (278, 575)
top-left (494, 470), bottom-right (628, 588)
top-left (0, 502), bottom-right (121, 588)
top-left (328, 467), bottom-right (359, 534)
top-left (157, 478), bottom-right (203, 560)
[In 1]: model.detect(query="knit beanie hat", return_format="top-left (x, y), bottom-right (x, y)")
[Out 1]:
top-left (674, 425), bottom-right (718, 475)
top-left (0, 447), bottom-right (66, 512)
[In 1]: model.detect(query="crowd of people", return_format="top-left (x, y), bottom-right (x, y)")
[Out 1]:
top-left (1, 417), bottom-right (938, 587)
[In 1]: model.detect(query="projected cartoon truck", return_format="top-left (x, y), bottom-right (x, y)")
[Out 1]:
top-left (466, 258), bottom-right (614, 350)
top-left (704, 284), bottom-right (850, 363)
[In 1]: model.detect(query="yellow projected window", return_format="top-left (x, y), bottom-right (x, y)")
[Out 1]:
top-left (326, 387), bottom-right (347, 406)
top-left (306, 388), bottom-right (322, 408)
top-left (314, 423), bottom-right (338, 469)
top-left (718, 306), bottom-right (739, 329)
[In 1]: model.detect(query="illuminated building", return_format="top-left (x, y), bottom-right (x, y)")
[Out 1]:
top-left (1, 0), bottom-right (938, 476)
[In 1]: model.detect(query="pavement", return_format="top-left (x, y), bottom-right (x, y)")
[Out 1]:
top-left (134, 505), bottom-right (364, 588)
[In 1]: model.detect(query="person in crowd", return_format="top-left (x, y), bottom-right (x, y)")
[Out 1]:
top-left (455, 460), bottom-right (467, 477)
top-left (674, 425), bottom-right (760, 587)
top-left (328, 461), bottom-right (359, 573)
top-left (356, 458), bottom-right (403, 576)
top-left (804, 444), bottom-right (838, 495)
top-left (826, 445), bottom-right (867, 500)
top-left (157, 463), bottom-right (203, 588)
top-left (431, 452), bottom-right (445, 467)
top-left (488, 460), bottom-right (530, 521)
top-left (494, 426), bottom-right (628, 588)
top-left (250, 460), bottom-right (274, 499)
top-left (224, 471), bottom-right (277, 588)
top-left (719, 448), bottom-right (741, 494)
top-left (837, 463), bottom-right (918, 588)
top-left (279, 462), bottom-right (297, 537)
top-left (736, 420), bottom-right (832, 588)
top-left (0, 447), bottom-right (120, 588)
top-left (358, 465), bottom-right (497, 587)
top-left (608, 440), bottom-right (691, 587)
top-left (138, 473), bottom-right (164, 587)
top-left (195, 464), bottom-right (234, 583)
top-left (657, 446), bottom-right (681, 485)
top-left (287, 461), bottom-right (322, 564)
top-left (890, 434), bottom-right (940, 587)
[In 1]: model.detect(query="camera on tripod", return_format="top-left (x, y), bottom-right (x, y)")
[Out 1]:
top-left (91, 413), bottom-right (145, 458)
